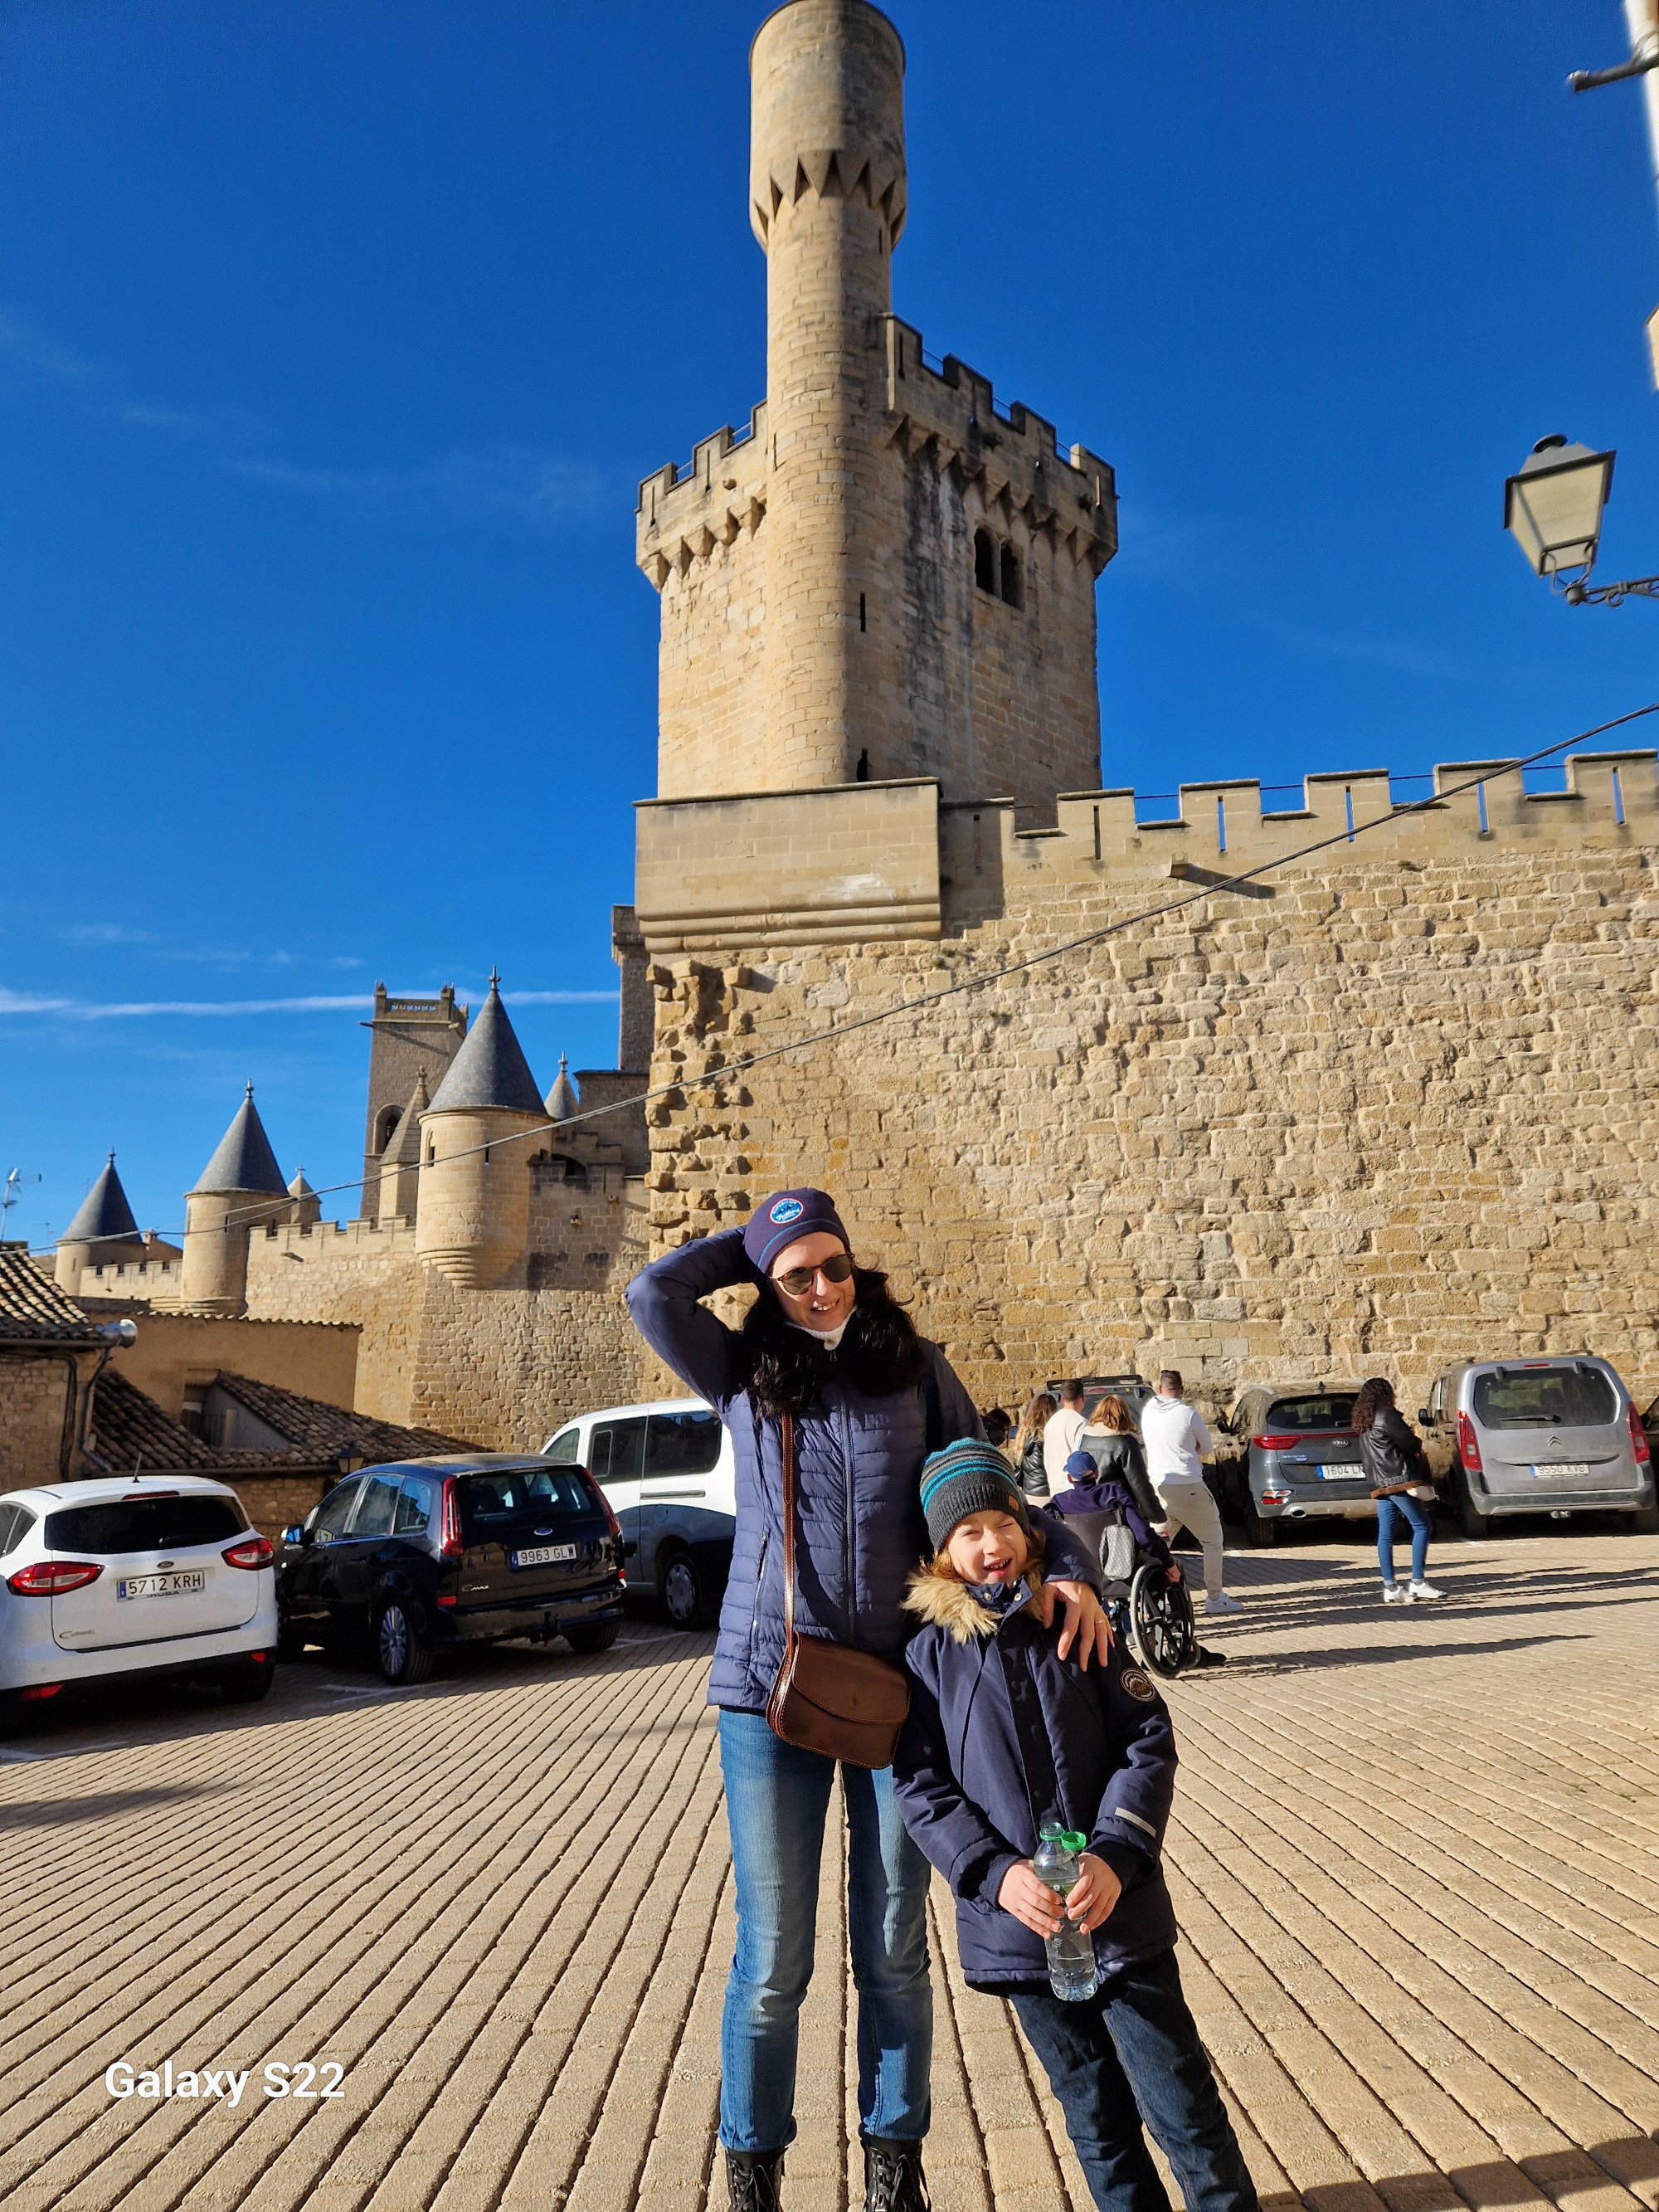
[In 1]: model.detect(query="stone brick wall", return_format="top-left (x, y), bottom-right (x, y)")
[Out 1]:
top-left (242, 1191), bottom-right (654, 1449)
top-left (0, 1353), bottom-right (75, 1488)
top-left (640, 816), bottom-right (1659, 1420)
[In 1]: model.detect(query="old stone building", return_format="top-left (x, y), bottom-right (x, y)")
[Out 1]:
top-left (624, 0), bottom-right (1659, 1415)
top-left (48, 0), bottom-right (1659, 1446)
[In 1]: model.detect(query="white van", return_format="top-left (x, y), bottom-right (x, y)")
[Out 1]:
top-left (541, 1399), bottom-right (736, 1630)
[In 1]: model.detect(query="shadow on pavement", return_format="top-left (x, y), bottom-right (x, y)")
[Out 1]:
top-left (0, 1781), bottom-right (230, 1827)
top-left (1229, 1630), bottom-right (1587, 1675)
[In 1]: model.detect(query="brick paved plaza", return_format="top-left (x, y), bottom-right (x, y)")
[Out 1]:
top-left (2, 1531), bottom-right (1656, 2212)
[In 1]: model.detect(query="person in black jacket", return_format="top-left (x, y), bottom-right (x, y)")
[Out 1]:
top-left (893, 1446), bottom-right (1261, 2212)
top-left (1012, 1392), bottom-right (1058, 1500)
top-left (1079, 1394), bottom-right (1163, 1526)
top-left (1354, 1377), bottom-right (1443, 1603)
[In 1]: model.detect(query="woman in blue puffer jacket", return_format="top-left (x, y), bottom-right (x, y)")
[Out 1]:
top-left (625, 1188), bottom-right (1111, 2212)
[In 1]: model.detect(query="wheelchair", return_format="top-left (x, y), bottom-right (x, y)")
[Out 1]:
top-left (1056, 1508), bottom-right (1199, 1679)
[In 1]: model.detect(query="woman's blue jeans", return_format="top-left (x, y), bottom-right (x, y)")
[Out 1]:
top-left (717, 1708), bottom-right (933, 2154)
top-left (1376, 1493), bottom-right (1432, 1585)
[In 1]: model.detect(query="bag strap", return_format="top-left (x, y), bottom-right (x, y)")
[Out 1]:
top-left (779, 1412), bottom-right (797, 1660)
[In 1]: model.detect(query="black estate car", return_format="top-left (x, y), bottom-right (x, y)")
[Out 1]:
top-left (278, 1455), bottom-right (628, 1683)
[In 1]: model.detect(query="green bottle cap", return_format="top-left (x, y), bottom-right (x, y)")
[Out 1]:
top-left (1063, 1831), bottom-right (1088, 1853)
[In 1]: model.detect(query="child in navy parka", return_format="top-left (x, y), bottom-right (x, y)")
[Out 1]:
top-left (891, 1440), bottom-right (1260, 2212)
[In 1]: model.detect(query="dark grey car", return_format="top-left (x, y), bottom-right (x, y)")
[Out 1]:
top-left (1216, 1386), bottom-right (1369, 1546)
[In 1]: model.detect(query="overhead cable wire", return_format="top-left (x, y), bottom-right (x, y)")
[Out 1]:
top-left (57, 705), bottom-right (1659, 1251)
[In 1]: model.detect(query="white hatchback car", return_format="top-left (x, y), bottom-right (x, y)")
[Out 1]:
top-left (0, 1474), bottom-right (279, 1722)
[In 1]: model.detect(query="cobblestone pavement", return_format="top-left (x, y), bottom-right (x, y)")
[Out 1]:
top-left (1, 1531), bottom-right (1656, 2212)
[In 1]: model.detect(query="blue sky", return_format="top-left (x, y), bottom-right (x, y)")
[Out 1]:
top-left (3, 1), bottom-right (1657, 1248)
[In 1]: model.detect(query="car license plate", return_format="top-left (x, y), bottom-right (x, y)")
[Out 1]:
top-left (513, 1544), bottom-right (578, 1568)
top-left (1530, 1462), bottom-right (1589, 1479)
top-left (1316, 1465), bottom-right (1355, 1480)
top-left (118, 1571), bottom-right (206, 1600)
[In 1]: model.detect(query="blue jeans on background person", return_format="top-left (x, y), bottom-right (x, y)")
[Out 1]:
top-left (1376, 1493), bottom-right (1432, 1585)
top-left (717, 1708), bottom-right (933, 2155)
top-left (1012, 1946), bottom-right (1260, 2212)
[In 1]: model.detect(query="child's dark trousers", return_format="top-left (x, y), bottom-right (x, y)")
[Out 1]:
top-left (1009, 1945), bottom-right (1259, 2212)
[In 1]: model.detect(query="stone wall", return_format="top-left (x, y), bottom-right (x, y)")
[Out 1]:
top-left (242, 1191), bottom-right (654, 1449)
top-left (110, 1312), bottom-right (359, 1423)
top-left (640, 794), bottom-right (1659, 1419)
top-left (0, 1353), bottom-right (76, 1488)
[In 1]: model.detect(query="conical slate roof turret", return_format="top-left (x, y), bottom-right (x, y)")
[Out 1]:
top-left (61, 1153), bottom-right (139, 1246)
top-left (193, 1084), bottom-right (288, 1196)
top-left (546, 1054), bottom-right (579, 1123)
top-left (426, 974), bottom-right (543, 1114)
top-left (385, 1069), bottom-right (431, 1164)
top-left (286, 1167), bottom-right (315, 1201)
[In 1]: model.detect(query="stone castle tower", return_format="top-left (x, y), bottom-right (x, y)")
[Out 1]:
top-left (638, 0), bottom-right (1114, 821)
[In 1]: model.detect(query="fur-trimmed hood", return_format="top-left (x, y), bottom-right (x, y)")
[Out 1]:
top-left (902, 1540), bottom-right (1047, 1644)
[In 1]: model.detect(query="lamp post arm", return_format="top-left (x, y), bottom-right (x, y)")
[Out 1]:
top-left (1563, 573), bottom-right (1659, 607)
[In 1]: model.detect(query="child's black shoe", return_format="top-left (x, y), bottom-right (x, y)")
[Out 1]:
top-left (862, 2135), bottom-right (931, 2211)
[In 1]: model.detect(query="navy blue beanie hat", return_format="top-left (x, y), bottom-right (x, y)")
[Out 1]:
top-left (920, 1439), bottom-right (1031, 1552)
top-left (744, 1187), bottom-right (850, 1277)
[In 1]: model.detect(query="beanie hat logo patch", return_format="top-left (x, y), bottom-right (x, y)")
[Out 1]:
top-left (769, 1197), bottom-right (805, 1225)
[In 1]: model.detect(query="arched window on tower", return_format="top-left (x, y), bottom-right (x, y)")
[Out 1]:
top-left (1000, 543), bottom-right (1023, 610)
top-left (973, 529), bottom-right (996, 594)
top-left (375, 1106), bottom-right (401, 1154)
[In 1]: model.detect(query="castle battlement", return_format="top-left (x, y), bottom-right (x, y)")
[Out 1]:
top-left (882, 317), bottom-right (1117, 578)
top-left (637, 403), bottom-right (770, 590)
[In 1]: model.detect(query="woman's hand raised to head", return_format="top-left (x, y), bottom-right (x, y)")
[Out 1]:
top-left (1034, 1580), bottom-right (1112, 1669)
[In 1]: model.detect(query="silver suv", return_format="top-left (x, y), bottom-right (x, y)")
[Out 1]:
top-left (1420, 1357), bottom-right (1657, 1534)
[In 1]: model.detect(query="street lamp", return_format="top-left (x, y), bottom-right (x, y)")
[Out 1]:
top-left (1504, 434), bottom-right (1659, 605)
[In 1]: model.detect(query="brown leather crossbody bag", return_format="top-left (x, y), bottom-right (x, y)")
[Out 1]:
top-left (764, 1413), bottom-right (912, 1770)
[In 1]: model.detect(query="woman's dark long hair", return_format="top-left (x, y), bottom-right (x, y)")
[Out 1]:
top-left (1351, 1376), bottom-right (1397, 1432)
top-left (742, 1263), bottom-right (927, 1417)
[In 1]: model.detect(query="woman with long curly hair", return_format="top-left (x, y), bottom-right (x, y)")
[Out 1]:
top-left (1353, 1376), bottom-right (1443, 1604)
top-left (1011, 1391), bottom-right (1058, 1499)
top-left (627, 1190), bottom-right (1111, 2212)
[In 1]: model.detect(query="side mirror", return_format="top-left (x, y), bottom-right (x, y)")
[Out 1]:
top-left (1417, 1409), bottom-right (1433, 1427)
top-left (282, 1525), bottom-right (305, 1547)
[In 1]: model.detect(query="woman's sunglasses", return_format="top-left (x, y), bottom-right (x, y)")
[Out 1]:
top-left (772, 1253), bottom-right (855, 1296)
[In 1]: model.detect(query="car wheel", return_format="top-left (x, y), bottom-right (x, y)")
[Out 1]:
top-left (1454, 1469), bottom-right (1487, 1538)
top-left (221, 1657), bottom-right (277, 1705)
top-left (1242, 1497), bottom-right (1278, 1549)
top-left (377, 1600), bottom-right (434, 1686)
top-left (659, 1547), bottom-right (714, 1630)
top-left (565, 1620), bottom-right (620, 1656)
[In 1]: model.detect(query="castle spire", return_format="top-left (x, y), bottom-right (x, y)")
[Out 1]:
top-left (192, 1085), bottom-right (286, 1196)
top-left (61, 1152), bottom-right (139, 1248)
top-left (546, 1052), bottom-right (580, 1123)
top-left (426, 974), bottom-right (542, 1115)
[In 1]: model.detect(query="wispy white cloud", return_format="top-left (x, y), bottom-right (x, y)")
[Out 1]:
top-left (2, 300), bottom-right (609, 534)
top-left (225, 446), bottom-right (609, 529)
top-left (61, 922), bottom-right (153, 947)
top-left (0, 986), bottom-right (618, 1020)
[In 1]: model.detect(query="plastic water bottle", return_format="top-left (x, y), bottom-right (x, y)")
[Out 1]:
top-left (1034, 1825), bottom-right (1097, 2000)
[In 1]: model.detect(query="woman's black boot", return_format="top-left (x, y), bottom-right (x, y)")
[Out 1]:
top-left (862, 2136), bottom-right (932, 2212)
top-left (723, 2147), bottom-right (786, 2211)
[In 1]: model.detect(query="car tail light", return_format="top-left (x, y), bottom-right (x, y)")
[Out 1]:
top-left (222, 1536), bottom-right (275, 1569)
top-left (579, 1469), bottom-right (624, 1542)
top-left (124, 1490), bottom-right (178, 1500)
top-left (18, 1683), bottom-right (62, 1702)
top-left (436, 1592), bottom-right (457, 1608)
top-left (1456, 1411), bottom-right (1482, 1473)
top-left (1629, 1402), bottom-right (1651, 1466)
top-left (439, 1479), bottom-right (464, 1560)
top-left (1259, 1485), bottom-right (1292, 1507)
top-left (1253, 1434), bottom-right (1300, 1452)
top-left (7, 1561), bottom-right (103, 1596)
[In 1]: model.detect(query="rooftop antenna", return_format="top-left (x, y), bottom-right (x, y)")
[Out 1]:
top-left (2, 1169), bottom-right (41, 1243)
